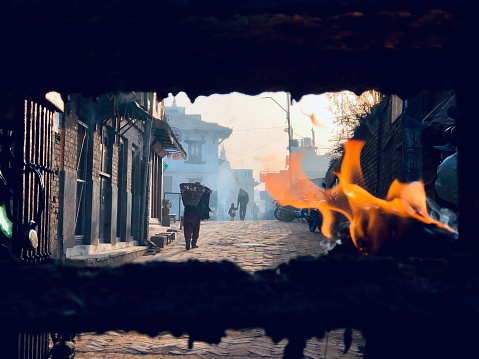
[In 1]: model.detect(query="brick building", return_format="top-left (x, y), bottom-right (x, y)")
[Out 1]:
top-left (324, 91), bottom-right (456, 202)
top-left (56, 92), bottom-right (185, 262)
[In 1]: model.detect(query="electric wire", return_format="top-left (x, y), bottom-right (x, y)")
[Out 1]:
top-left (232, 126), bottom-right (285, 131)
top-left (232, 132), bottom-right (286, 157)
top-left (227, 152), bottom-right (285, 164)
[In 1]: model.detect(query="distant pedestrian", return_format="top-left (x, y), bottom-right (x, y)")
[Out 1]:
top-left (237, 188), bottom-right (249, 221)
top-left (182, 182), bottom-right (212, 250)
top-left (251, 203), bottom-right (260, 220)
top-left (228, 203), bottom-right (238, 221)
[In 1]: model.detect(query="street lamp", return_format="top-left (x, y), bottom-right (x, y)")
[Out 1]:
top-left (261, 92), bottom-right (293, 188)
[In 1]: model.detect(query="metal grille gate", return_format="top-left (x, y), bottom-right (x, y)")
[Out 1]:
top-left (0, 96), bottom-right (56, 358)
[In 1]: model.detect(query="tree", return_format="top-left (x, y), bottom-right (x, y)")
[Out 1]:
top-left (326, 90), bottom-right (383, 156)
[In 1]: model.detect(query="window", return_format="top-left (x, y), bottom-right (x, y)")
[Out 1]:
top-left (164, 175), bottom-right (173, 193)
top-left (391, 95), bottom-right (404, 123)
top-left (75, 121), bottom-right (88, 238)
top-left (131, 145), bottom-right (141, 238)
top-left (53, 112), bottom-right (61, 135)
top-left (100, 126), bottom-right (112, 175)
top-left (99, 175), bottom-right (109, 242)
top-left (186, 140), bottom-right (205, 163)
top-left (190, 143), bottom-right (201, 160)
top-left (116, 138), bottom-right (127, 241)
top-left (99, 126), bottom-right (112, 242)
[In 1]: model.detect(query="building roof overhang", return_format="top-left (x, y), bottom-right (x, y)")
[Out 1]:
top-left (151, 120), bottom-right (187, 160)
top-left (115, 93), bottom-right (187, 159)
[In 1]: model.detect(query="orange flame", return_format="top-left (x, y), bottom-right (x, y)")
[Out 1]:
top-left (300, 107), bottom-right (327, 129)
top-left (263, 140), bottom-right (457, 255)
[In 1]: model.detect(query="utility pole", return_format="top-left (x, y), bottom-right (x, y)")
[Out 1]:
top-left (261, 92), bottom-right (293, 188)
top-left (286, 92), bottom-right (292, 188)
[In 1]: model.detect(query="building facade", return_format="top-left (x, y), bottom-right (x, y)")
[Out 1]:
top-left (57, 92), bottom-right (185, 261)
top-left (163, 100), bottom-right (232, 220)
top-left (260, 135), bottom-right (331, 217)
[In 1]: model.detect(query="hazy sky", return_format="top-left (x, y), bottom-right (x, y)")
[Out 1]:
top-left (164, 91), bottom-right (338, 180)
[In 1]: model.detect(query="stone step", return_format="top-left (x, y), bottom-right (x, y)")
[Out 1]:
top-left (151, 232), bottom-right (176, 246)
top-left (65, 246), bottom-right (148, 267)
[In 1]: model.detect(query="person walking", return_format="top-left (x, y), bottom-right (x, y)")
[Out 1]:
top-left (182, 183), bottom-right (212, 250)
top-left (251, 203), bottom-right (260, 220)
top-left (228, 203), bottom-right (238, 221)
top-left (237, 188), bottom-right (249, 221)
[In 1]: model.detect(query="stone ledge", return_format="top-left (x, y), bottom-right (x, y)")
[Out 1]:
top-left (65, 246), bottom-right (147, 267)
top-left (2, 254), bottom-right (479, 359)
top-left (66, 241), bottom-right (141, 257)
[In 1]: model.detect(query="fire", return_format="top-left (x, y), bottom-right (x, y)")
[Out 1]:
top-left (262, 140), bottom-right (457, 255)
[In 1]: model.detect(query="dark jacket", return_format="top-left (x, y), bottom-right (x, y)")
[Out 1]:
top-left (199, 186), bottom-right (212, 220)
top-left (237, 189), bottom-right (249, 206)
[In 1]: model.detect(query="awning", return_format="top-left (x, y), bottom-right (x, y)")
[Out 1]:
top-left (116, 98), bottom-right (150, 122)
top-left (151, 119), bottom-right (187, 159)
top-left (117, 94), bottom-right (186, 158)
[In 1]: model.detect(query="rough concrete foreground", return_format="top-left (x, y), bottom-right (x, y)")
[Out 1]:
top-left (1, 220), bottom-right (478, 359)
top-left (75, 219), bottom-right (365, 359)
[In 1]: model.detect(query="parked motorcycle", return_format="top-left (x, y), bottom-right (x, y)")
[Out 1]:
top-left (273, 201), bottom-right (309, 222)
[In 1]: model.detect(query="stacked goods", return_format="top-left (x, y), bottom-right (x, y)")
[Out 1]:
top-left (180, 183), bottom-right (205, 207)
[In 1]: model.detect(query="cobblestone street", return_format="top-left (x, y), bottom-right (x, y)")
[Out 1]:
top-left (74, 220), bottom-right (365, 359)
